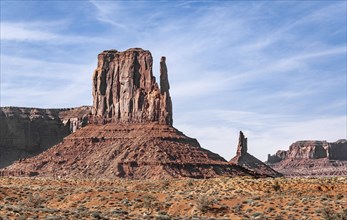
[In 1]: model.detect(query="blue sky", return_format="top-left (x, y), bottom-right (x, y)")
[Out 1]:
top-left (1, 1), bottom-right (346, 161)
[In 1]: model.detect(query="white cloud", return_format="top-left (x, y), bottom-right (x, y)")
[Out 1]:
top-left (1, 55), bottom-right (94, 108)
top-left (0, 22), bottom-right (102, 44)
top-left (1, 23), bottom-right (58, 41)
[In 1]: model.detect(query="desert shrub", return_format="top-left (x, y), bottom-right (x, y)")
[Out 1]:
top-left (233, 204), bottom-right (243, 213)
top-left (336, 194), bottom-right (344, 200)
top-left (253, 212), bottom-right (263, 216)
top-left (27, 193), bottom-right (45, 208)
top-left (274, 214), bottom-right (284, 220)
top-left (90, 211), bottom-right (102, 219)
top-left (322, 208), bottom-right (347, 220)
top-left (45, 216), bottom-right (64, 220)
top-left (161, 179), bottom-right (170, 189)
top-left (321, 195), bottom-right (329, 201)
top-left (272, 180), bottom-right (281, 192)
top-left (143, 195), bottom-right (157, 213)
top-left (156, 214), bottom-right (170, 220)
top-left (266, 207), bottom-right (275, 213)
top-left (195, 194), bottom-right (213, 212)
top-left (186, 179), bottom-right (194, 187)
top-left (287, 201), bottom-right (296, 206)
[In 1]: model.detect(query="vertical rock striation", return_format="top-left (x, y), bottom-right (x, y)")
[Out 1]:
top-left (92, 48), bottom-right (173, 126)
top-left (0, 106), bottom-right (91, 168)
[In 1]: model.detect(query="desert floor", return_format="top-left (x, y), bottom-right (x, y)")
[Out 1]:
top-left (0, 176), bottom-right (346, 219)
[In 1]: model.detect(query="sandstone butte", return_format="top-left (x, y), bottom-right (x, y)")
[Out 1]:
top-left (0, 48), bottom-right (278, 179)
top-left (267, 139), bottom-right (347, 176)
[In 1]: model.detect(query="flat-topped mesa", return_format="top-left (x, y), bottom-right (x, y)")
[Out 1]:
top-left (92, 48), bottom-right (173, 126)
top-left (236, 131), bottom-right (248, 156)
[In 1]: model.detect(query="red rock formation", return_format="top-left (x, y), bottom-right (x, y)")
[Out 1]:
top-left (0, 106), bottom-right (91, 168)
top-left (1, 123), bottom-right (257, 179)
top-left (267, 140), bottom-right (347, 176)
top-left (1, 49), bottom-right (265, 179)
top-left (92, 48), bottom-right (172, 126)
top-left (230, 131), bottom-right (283, 177)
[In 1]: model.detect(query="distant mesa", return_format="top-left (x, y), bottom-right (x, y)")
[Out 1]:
top-left (0, 106), bottom-right (91, 168)
top-left (230, 131), bottom-right (283, 177)
top-left (1, 48), bottom-right (277, 179)
top-left (267, 139), bottom-right (347, 176)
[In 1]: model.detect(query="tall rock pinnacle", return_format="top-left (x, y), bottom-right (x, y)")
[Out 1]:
top-left (92, 48), bottom-right (173, 126)
top-left (237, 131), bottom-right (248, 156)
top-left (230, 131), bottom-right (283, 177)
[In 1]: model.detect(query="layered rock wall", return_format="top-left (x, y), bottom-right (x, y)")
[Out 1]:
top-left (92, 48), bottom-right (173, 125)
top-left (267, 140), bottom-right (347, 176)
top-left (267, 140), bottom-right (347, 163)
top-left (0, 106), bottom-right (91, 168)
top-left (328, 140), bottom-right (347, 160)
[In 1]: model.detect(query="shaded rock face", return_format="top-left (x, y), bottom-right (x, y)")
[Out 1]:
top-left (92, 48), bottom-right (172, 126)
top-left (0, 106), bottom-right (91, 168)
top-left (267, 140), bottom-right (347, 176)
top-left (230, 131), bottom-right (282, 178)
top-left (328, 140), bottom-right (347, 160)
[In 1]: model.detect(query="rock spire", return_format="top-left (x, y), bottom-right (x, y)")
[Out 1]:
top-left (92, 48), bottom-right (173, 126)
top-left (236, 131), bottom-right (248, 156)
top-left (230, 131), bottom-right (283, 177)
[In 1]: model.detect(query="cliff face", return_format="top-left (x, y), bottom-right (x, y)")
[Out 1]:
top-left (0, 106), bottom-right (91, 168)
top-left (92, 48), bottom-right (172, 125)
top-left (267, 140), bottom-right (347, 176)
top-left (267, 140), bottom-right (347, 163)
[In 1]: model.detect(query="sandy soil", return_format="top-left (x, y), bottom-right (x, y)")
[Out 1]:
top-left (0, 176), bottom-right (346, 219)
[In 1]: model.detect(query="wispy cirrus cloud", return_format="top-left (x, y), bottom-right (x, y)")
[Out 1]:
top-left (1, 21), bottom-right (103, 44)
top-left (1, 55), bottom-right (93, 108)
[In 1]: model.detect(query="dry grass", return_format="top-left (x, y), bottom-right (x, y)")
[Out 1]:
top-left (0, 176), bottom-right (346, 219)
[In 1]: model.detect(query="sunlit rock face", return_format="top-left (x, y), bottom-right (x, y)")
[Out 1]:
top-left (267, 140), bottom-right (347, 176)
top-left (92, 48), bottom-right (172, 126)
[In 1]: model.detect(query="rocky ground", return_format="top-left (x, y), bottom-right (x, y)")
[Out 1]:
top-left (0, 177), bottom-right (346, 219)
